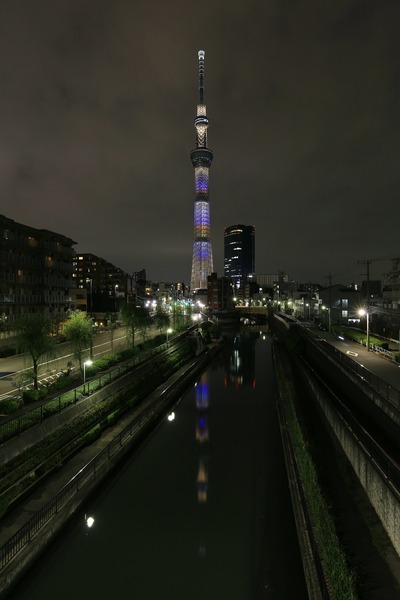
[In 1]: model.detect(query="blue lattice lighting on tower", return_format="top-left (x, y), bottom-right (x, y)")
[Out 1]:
top-left (190, 50), bottom-right (214, 291)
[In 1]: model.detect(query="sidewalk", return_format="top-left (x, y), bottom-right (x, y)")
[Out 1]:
top-left (0, 339), bottom-right (216, 596)
top-left (317, 329), bottom-right (400, 390)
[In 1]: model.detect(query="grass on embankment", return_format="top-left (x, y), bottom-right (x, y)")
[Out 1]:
top-left (274, 349), bottom-right (358, 600)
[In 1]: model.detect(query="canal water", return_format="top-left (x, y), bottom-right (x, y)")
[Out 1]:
top-left (8, 330), bottom-right (308, 600)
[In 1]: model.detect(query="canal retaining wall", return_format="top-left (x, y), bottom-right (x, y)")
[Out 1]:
top-left (300, 363), bottom-right (400, 557)
top-left (0, 343), bottom-right (222, 597)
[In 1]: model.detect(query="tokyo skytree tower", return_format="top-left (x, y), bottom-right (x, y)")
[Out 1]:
top-left (190, 50), bottom-right (214, 291)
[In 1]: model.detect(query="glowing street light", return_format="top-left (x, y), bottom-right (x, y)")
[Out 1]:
top-left (86, 515), bottom-right (95, 528)
top-left (166, 328), bottom-right (173, 343)
top-left (321, 305), bottom-right (331, 332)
top-left (83, 359), bottom-right (93, 393)
top-left (114, 284), bottom-right (119, 312)
top-left (358, 308), bottom-right (370, 351)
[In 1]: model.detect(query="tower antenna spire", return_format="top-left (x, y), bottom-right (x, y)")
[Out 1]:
top-left (198, 50), bottom-right (205, 105)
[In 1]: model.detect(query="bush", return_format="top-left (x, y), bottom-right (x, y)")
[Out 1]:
top-left (22, 388), bottom-right (48, 404)
top-left (395, 353), bottom-right (400, 364)
top-left (55, 374), bottom-right (74, 390)
top-left (91, 354), bottom-right (119, 373)
top-left (116, 348), bottom-right (136, 362)
top-left (83, 424), bottom-right (101, 445)
top-left (0, 397), bottom-right (23, 415)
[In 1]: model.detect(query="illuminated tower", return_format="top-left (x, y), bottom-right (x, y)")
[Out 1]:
top-left (190, 50), bottom-right (214, 291)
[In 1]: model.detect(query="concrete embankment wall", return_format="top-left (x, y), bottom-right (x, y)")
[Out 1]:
top-left (301, 366), bottom-right (400, 556)
top-left (0, 343), bottom-right (222, 597)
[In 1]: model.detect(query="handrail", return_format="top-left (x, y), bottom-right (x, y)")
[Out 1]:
top-left (0, 333), bottom-right (193, 444)
top-left (0, 342), bottom-right (220, 573)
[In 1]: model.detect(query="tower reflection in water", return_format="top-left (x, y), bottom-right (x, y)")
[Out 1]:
top-left (194, 332), bottom-right (260, 558)
top-left (225, 332), bottom-right (257, 389)
top-left (195, 373), bottom-right (210, 558)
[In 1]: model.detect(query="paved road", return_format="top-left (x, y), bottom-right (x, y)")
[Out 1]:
top-left (0, 328), bottom-right (132, 400)
top-left (313, 328), bottom-right (400, 390)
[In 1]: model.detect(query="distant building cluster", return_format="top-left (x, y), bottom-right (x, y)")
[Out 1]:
top-left (0, 214), bottom-right (185, 327)
top-left (1, 212), bottom-right (400, 337)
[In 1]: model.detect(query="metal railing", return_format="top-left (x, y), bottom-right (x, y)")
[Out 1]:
top-left (0, 342), bottom-right (169, 444)
top-left (300, 327), bottom-right (400, 411)
top-left (0, 341), bottom-right (220, 573)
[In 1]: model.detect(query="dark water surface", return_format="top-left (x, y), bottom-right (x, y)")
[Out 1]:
top-left (8, 331), bottom-right (308, 599)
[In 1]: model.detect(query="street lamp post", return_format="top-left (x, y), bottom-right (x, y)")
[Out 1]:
top-left (321, 306), bottom-right (331, 332)
top-left (358, 309), bottom-right (370, 351)
top-left (114, 284), bottom-right (119, 312)
top-left (83, 359), bottom-right (93, 394)
top-left (86, 278), bottom-right (92, 317)
top-left (166, 328), bottom-right (172, 343)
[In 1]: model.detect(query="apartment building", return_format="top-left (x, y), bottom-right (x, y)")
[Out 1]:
top-left (0, 214), bottom-right (76, 323)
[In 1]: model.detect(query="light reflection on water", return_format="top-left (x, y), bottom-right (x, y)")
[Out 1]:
top-left (8, 329), bottom-right (307, 600)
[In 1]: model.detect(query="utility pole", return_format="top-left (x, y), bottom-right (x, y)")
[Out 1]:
top-left (357, 260), bottom-right (372, 310)
top-left (323, 272), bottom-right (332, 289)
top-left (323, 272), bottom-right (332, 325)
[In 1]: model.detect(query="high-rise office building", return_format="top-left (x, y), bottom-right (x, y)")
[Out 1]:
top-left (224, 224), bottom-right (255, 288)
top-left (190, 50), bottom-right (214, 291)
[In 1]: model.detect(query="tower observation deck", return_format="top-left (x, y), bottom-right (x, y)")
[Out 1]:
top-left (190, 50), bottom-right (214, 292)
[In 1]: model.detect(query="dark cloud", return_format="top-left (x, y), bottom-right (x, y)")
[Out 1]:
top-left (0, 0), bottom-right (399, 285)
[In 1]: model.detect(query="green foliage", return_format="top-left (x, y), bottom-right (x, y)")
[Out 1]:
top-left (395, 353), bottom-right (400, 363)
top-left (83, 424), bottom-right (101, 445)
top-left (22, 388), bottom-right (48, 404)
top-left (55, 374), bottom-right (74, 390)
top-left (0, 397), bottom-right (23, 415)
top-left (335, 327), bottom-right (387, 349)
top-left (275, 353), bottom-right (357, 599)
top-left (94, 354), bottom-right (119, 372)
top-left (120, 303), bottom-right (150, 349)
top-left (14, 314), bottom-right (55, 389)
top-left (153, 307), bottom-right (170, 333)
top-left (64, 311), bottom-right (93, 372)
top-left (116, 348), bottom-right (136, 361)
top-left (0, 337), bottom-right (198, 515)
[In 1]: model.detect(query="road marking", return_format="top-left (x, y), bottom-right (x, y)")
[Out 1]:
top-left (346, 351), bottom-right (359, 357)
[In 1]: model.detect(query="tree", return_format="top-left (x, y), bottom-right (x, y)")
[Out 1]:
top-left (64, 311), bottom-right (93, 374)
top-left (120, 303), bottom-right (149, 350)
top-left (153, 307), bottom-right (170, 334)
top-left (171, 303), bottom-right (185, 329)
top-left (15, 314), bottom-right (55, 389)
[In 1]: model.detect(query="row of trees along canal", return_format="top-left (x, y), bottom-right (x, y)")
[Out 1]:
top-left (0, 314), bottom-right (216, 520)
top-left (5, 303), bottom-right (203, 408)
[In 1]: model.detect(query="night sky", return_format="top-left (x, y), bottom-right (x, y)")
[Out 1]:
top-left (1, 1), bottom-right (399, 286)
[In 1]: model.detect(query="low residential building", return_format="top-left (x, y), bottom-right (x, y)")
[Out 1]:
top-left (207, 272), bottom-right (233, 311)
top-left (383, 258), bottom-right (400, 310)
top-left (318, 284), bottom-right (362, 326)
top-left (72, 253), bottom-right (133, 314)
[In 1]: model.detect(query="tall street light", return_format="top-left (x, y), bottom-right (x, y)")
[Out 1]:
top-left (166, 328), bottom-right (173, 343)
top-left (358, 308), bottom-right (370, 351)
top-left (83, 359), bottom-right (93, 394)
top-left (114, 284), bottom-right (119, 313)
top-left (86, 278), bottom-right (92, 317)
top-left (321, 305), bottom-right (331, 332)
